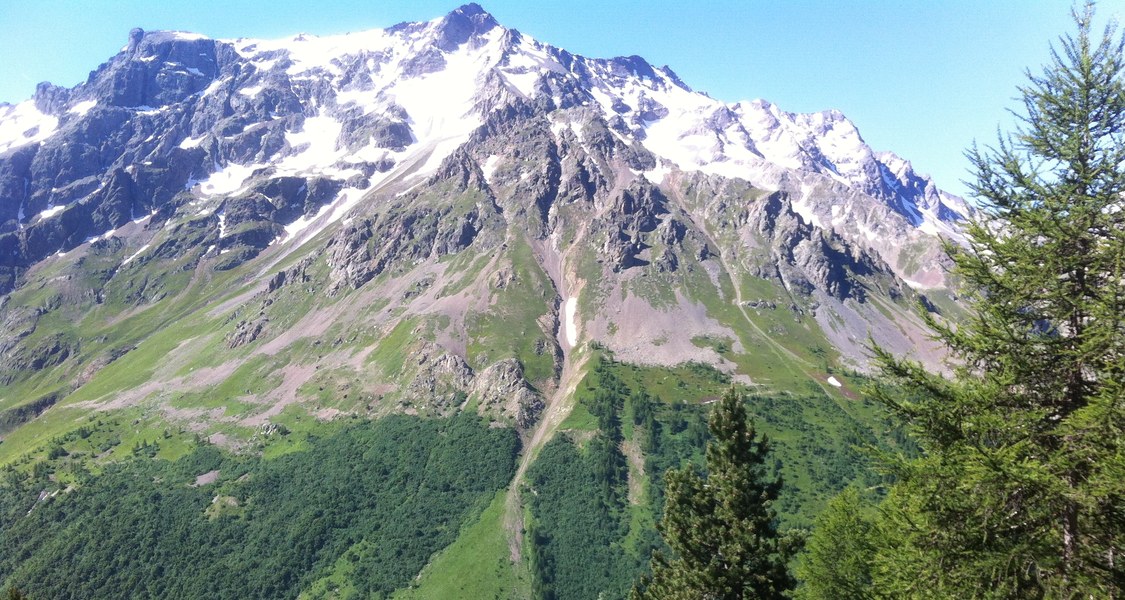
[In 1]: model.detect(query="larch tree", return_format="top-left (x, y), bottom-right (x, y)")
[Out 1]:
top-left (868, 3), bottom-right (1125, 597)
top-left (795, 487), bottom-right (877, 600)
top-left (631, 387), bottom-right (797, 600)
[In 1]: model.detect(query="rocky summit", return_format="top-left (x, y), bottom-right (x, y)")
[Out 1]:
top-left (0, 4), bottom-right (969, 597)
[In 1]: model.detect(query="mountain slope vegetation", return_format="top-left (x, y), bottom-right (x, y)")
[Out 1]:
top-left (0, 4), bottom-right (974, 598)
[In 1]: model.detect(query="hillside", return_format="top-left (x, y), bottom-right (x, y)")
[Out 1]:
top-left (0, 4), bottom-right (966, 598)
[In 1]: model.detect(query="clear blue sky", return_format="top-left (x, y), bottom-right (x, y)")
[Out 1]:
top-left (1, 1), bottom-right (1122, 199)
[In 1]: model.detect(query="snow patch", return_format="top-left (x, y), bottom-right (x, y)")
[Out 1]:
top-left (278, 186), bottom-right (368, 245)
top-left (387, 28), bottom-right (501, 147)
top-left (219, 23), bottom-right (511, 189)
top-left (179, 135), bottom-right (206, 149)
top-left (84, 227), bottom-right (118, 244)
top-left (549, 120), bottom-right (567, 139)
top-left (200, 79), bottom-right (225, 97)
top-left (122, 244), bottom-right (151, 265)
top-left (0, 101), bottom-right (59, 154)
top-left (503, 69), bottom-right (540, 97)
top-left (282, 204), bottom-right (332, 242)
top-left (279, 115), bottom-right (344, 174)
top-left (549, 117), bottom-right (584, 143)
top-left (335, 89), bottom-right (385, 114)
top-left (133, 208), bottom-right (156, 224)
top-left (196, 163), bottom-right (258, 196)
top-left (68, 100), bottom-right (97, 116)
top-left (643, 164), bottom-right (671, 185)
top-left (36, 205), bottom-right (66, 221)
top-left (563, 297), bottom-right (578, 347)
top-left (481, 154), bottom-right (500, 183)
top-left (235, 28), bottom-right (394, 78)
top-left (791, 188), bottom-right (823, 229)
top-left (168, 31), bottom-right (209, 41)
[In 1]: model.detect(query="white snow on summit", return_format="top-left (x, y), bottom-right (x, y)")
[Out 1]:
top-left (0, 5), bottom-right (968, 270)
top-left (0, 101), bottom-right (59, 154)
top-left (215, 9), bottom-right (970, 252)
top-left (225, 18), bottom-right (510, 193)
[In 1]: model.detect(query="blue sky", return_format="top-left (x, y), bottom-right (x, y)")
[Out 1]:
top-left (1, 1), bottom-right (1121, 199)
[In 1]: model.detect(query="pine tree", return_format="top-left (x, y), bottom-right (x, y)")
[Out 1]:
top-left (631, 388), bottom-right (797, 600)
top-left (868, 4), bottom-right (1125, 596)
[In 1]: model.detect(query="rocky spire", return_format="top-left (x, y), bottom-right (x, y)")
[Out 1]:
top-left (127, 28), bottom-right (144, 55)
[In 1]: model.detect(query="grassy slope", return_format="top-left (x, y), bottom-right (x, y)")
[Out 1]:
top-left (391, 491), bottom-right (531, 600)
top-left (465, 236), bottom-right (557, 386)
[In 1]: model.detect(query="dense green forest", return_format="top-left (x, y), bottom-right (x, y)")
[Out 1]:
top-left (523, 356), bottom-right (902, 600)
top-left (0, 415), bottom-right (518, 599)
top-left (525, 361), bottom-right (670, 600)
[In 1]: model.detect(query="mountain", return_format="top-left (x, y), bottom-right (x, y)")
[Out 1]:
top-left (0, 5), bottom-right (968, 598)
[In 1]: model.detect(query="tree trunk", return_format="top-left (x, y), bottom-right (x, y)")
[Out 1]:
top-left (1062, 494), bottom-right (1078, 591)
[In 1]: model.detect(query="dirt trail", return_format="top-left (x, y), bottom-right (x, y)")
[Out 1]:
top-left (503, 350), bottom-right (588, 564)
top-left (662, 175), bottom-right (837, 395)
top-left (720, 257), bottom-right (840, 397)
top-left (622, 437), bottom-right (645, 505)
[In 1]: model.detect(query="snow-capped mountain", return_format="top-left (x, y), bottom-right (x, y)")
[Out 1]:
top-left (0, 7), bottom-right (985, 596)
top-left (0, 3), bottom-right (966, 291)
top-left (0, 3), bottom-right (967, 436)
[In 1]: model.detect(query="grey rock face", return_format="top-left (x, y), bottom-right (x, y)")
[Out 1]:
top-left (0, 30), bottom-right (317, 289)
top-left (404, 341), bottom-right (474, 413)
top-left (0, 333), bottom-right (74, 385)
top-left (226, 318), bottom-right (267, 348)
top-left (434, 3), bottom-right (499, 52)
top-left (472, 358), bottom-right (543, 428)
top-left (92, 32), bottom-right (227, 109)
top-left (0, 4), bottom-right (962, 408)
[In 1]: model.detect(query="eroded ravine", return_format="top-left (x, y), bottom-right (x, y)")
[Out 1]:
top-left (502, 233), bottom-right (587, 567)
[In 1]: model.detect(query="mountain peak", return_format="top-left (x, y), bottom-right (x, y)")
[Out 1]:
top-left (133, 29), bottom-right (213, 47)
top-left (450, 3), bottom-right (492, 19)
top-left (0, 13), bottom-right (967, 581)
top-left (0, 3), bottom-right (969, 299)
top-left (434, 3), bottom-right (500, 50)
top-left (608, 55), bottom-right (658, 80)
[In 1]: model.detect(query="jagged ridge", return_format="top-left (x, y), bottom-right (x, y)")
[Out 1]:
top-left (0, 3), bottom-right (958, 441)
